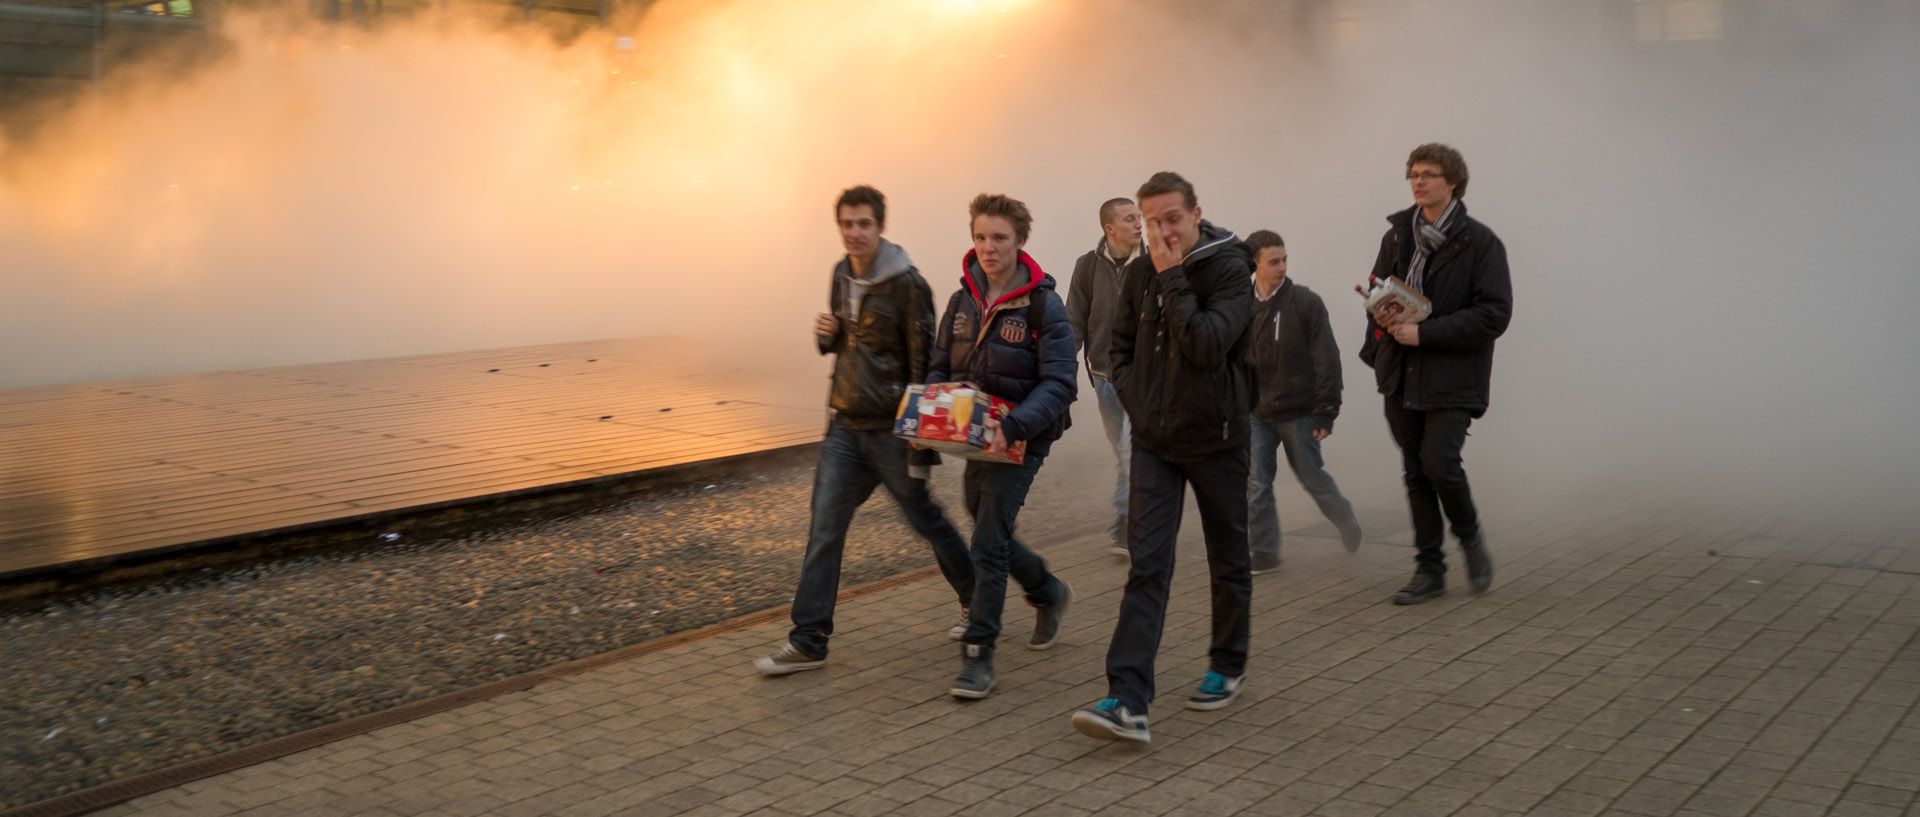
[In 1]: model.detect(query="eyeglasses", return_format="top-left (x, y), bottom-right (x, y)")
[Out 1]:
top-left (1406, 172), bottom-right (1446, 182)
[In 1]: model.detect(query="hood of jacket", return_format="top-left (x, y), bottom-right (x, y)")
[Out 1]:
top-left (1182, 220), bottom-right (1242, 267)
top-left (960, 249), bottom-right (1050, 308)
top-left (836, 238), bottom-right (915, 318)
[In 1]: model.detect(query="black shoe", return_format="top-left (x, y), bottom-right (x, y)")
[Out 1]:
top-left (1461, 532), bottom-right (1493, 593)
top-left (1250, 552), bottom-right (1282, 575)
top-left (1392, 573), bottom-right (1446, 605)
top-left (951, 643), bottom-right (995, 699)
top-left (1336, 516), bottom-right (1363, 553)
top-left (1028, 579), bottom-right (1071, 650)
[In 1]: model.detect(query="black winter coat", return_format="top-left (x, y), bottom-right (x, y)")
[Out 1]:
top-left (929, 251), bottom-right (1079, 457)
top-left (1358, 203), bottom-right (1513, 417)
top-left (818, 240), bottom-right (937, 431)
top-left (1109, 220), bottom-right (1256, 458)
top-left (1248, 278), bottom-right (1342, 431)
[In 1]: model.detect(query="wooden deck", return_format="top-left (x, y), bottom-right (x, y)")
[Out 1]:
top-left (0, 338), bottom-right (829, 579)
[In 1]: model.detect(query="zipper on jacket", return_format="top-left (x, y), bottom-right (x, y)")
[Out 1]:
top-left (1221, 421), bottom-right (1228, 441)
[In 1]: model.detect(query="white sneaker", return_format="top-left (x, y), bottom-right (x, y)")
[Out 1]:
top-left (948, 608), bottom-right (969, 641)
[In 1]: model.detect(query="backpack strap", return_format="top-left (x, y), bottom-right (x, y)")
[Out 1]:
top-left (1028, 292), bottom-right (1044, 346)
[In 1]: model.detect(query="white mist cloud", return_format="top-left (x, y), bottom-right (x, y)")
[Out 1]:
top-left (1, 0), bottom-right (1914, 514)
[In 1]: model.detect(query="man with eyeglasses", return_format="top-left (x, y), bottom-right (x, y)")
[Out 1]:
top-left (1360, 143), bottom-right (1513, 606)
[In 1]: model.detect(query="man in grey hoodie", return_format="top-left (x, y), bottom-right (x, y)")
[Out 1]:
top-left (1067, 197), bottom-right (1143, 557)
top-left (755, 185), bottom-right (976, 676)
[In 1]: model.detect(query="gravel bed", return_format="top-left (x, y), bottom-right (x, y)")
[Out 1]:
top-left (0, 457), bottom-right (1108, 809)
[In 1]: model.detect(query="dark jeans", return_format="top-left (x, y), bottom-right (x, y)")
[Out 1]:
top-left (1382, 395), bottom-right (1479, 578)
top-left (1104, 444), bottom-right (1252, 713)
top-left (960, 454), bottom-right (1062, 651)
top-left (1248, 416), bottom-right (1357, 560)
top-left (788, 419), bottom-right (974, 657)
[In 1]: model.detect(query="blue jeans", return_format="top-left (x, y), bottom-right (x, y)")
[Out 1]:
top-left (959, 454), bottom-right (1063, 651)
top-left (1093, 376), bottom-right (1130, 546)
top-left (1248, 416), bottom-right (1357, 560)
top-left (788, 419), bottom-right (974, 657)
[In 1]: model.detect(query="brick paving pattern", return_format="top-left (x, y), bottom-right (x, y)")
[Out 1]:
top-left (95, 498), bottom-right (1920, 817)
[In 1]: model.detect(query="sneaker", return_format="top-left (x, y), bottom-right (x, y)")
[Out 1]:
top-left (948, 608), bottom-right (970, 641)
top-left (1107, 543), bottom-right (1130, 559)
top-left (1071, 698), bottom-right (1150, 743)
top-left (1186, 671), bottom-right (1245, 711)
top-left (753, 643), bottom-right (825, 676)
top-left (950, 643), bottom-right (994, 699)
top-left (1028, 579), bottom-right (1072, 650)
top-left (1250, 552), bottom-right (1282, 575)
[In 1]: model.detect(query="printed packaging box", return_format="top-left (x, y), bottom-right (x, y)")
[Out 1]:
top-left (893, 383), bottom-right (1026, 464)
top-left (1359, 275), bottom-right (1433, 324)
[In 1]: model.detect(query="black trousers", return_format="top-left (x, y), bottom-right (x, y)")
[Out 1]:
top-left (1382, 395), bottom-right (1480, 577)
top-left (1104, 444), bottom-right (1252, 713)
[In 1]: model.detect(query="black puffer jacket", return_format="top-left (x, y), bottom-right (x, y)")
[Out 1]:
top-left (818, 239), bottom-right (936, 431)
top-left (1109, 220), bottom-right (1255, 458)
top-left (1358, 203), bottom-right (1513, 417)
top-left (1248, 278), bottom-right (1342, 431)
top-left (929, 250), bottom-right (1078, 457)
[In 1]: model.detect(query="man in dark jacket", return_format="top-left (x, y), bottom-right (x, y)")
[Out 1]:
top-left (1072, 172), bottom-right (1255, 744)
top-left (1360, 144), bottom-right (1513, 606)
top-left (1244, 230), bottom-right (1361, 575)
top-left (1067, 197), bottom-right (1143, 558)
top-left (755, 185), bottom-right (976, 676)
top-left (930, 193), bottom-right (1077, 700)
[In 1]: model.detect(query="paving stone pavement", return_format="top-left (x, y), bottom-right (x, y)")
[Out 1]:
top-left (94, 497), bottom-right (1920, 817)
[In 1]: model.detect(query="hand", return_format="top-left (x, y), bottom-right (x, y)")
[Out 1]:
top-left (1388, 322), bottom-right (1420, 346)
top-left (814, 313), bottom-right (839, 338)
top-left (1312, 427), bottom-right (1330, 441)
top-left (983, 416), bottom-right (1011, 459)
top-left (908, 440), bottom-right (928, 451)
top-left (1145, 219), bottom-right (1181, 273)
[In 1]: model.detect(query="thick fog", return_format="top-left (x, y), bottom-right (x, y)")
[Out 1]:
top-left (2, 0), bottom-right (1915, 517)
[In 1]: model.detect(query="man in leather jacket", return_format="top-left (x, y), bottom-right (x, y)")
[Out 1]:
top-left (755, 186), bottom-right (976, 676)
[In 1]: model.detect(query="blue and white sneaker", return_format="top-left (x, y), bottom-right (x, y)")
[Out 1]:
top-left (1186, 671), bottom-right (1245, 711)
top-left (1071, 698), bottom-right (1150, 743)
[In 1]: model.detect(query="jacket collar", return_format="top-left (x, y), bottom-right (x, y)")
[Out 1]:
top-left (1254, 275), bottom-right (1291, 302)
top-left (1388, 201), bottom-right (1471, 236)
top-left (1097, 237), bottom-right (1139, 268)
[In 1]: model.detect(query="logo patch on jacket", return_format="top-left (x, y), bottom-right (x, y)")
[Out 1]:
top-left (998, 316), bottom-right (1028, 344)
top-left (952, 312), bottom-right (971, 339)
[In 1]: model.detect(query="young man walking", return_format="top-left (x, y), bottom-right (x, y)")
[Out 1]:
top-left (1072, 172), bottom-right (1256, 743)
top-left (755, 185), bottom-right (977, 675)
top-left (1243, 229), bottom-right (1362, 575)
top-left (1360, 144), bottom-right (1513, 606)
top-left (1066, 197), bottom-right (1144, 558)
top-left (930, 193), bottom-right (1077, 700)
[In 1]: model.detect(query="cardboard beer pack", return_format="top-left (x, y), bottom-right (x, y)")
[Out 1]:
top-left (1358, 275), bottom-right (1433, 324)
top-left (893, 383), bottom-right (1027, 464)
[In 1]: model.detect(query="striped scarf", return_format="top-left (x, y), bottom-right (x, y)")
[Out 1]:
top-left (1406, 199), bottom-right (1462, 295)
